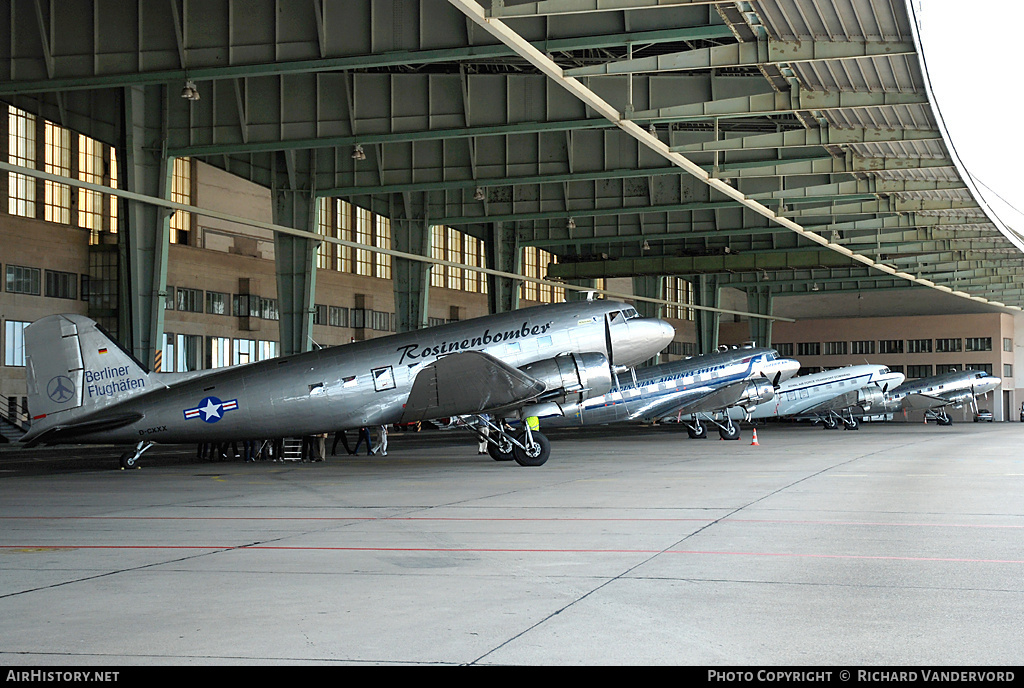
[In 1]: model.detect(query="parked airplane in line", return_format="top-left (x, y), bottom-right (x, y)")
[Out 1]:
top-left (20, 299), bottom-right (675, 468)
top-left (534, 345), bottom-right (801, 441)
top-left (885, 369), bottom-right (1001, 425)
top-left (719, 364), bottom-right (906, 430)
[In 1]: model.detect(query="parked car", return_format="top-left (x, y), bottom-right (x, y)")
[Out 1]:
top-left (974, 409), bottom-right (994, 423)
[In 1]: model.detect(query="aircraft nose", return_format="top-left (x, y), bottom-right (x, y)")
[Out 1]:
top-left (608, 317), bottom-right (675, 366)
top-left (778, 358), bottom-right (801, 382)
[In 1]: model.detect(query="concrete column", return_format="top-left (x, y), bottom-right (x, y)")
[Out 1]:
top-left (694, 274), bottom-right (721, 354)
top-left (272, 151), bottom-right (317, 356)
top-left (746, 287), bottom-right (774, 347)
top-left (486, 221), bottom-right (519, 314)
top-left (121, 84), bottom-right (172, 370)
top-left (390, 192), bottom-right (432, 333)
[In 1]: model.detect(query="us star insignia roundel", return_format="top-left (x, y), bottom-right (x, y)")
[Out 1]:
top-left (183, 396), bottom-right (239, 423)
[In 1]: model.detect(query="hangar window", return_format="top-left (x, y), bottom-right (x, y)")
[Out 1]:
top-left (207, 336), bottom-right (230, 369)
top-left (447, 227), bottom-right (463, 290)
top-left (79, 134), bottom-right (117, 242)
top-left (966, 363), bottom-right (992, 375)
top-left (1004, 338), bottom-right (1013, 353)
top-left (329, 306), bottom-right (349, 328)
top-left (907, 339), bottom-right (931, 354)
top-left (519, 247), bottom-right (562, 304)
top-left (43, 121), bottom-right (71, 224)
top-left (6, 265), bottom-right (41, 295)
top-left (907, 365), bottom-right (932, 379)
top-left (169, 158), bottom-right (192, 245)
top-left (45, 270), bottom-right (77, 300)
top-left (176, 334), bottom-right (202, 372)
top-left (775, 343), bottom-right (793, 357)
top-left (797, 342), bottom-right (820, 356)
top-left (176, 287), bottom-right (203, 313)
top-left (337, 199), bottom-right (353, 272)
top-left (233, 338), bottom-right (256, 365)
top-left (935, 338), bottom-right (962, 353)
top-left (375, 215), bottom-right (391, 280)
top-left (824, 341), bottom-right (846, 355)
top-left (850, 340), bottom-right (874, 355)
top-left (878, 340), bottom-right (903, 354)
top-left (3, 321), bottom-right (30, 367)
top-left (1005, 364), bottom-right (1013, 377)
top-left (7, 105), bottom-right (37, 218)
top-left (354, 206), bottom-right (373, 276)
top-left (664, 277), bottom-right (694, 320)
top-left (258, 340), bottom-right (277, 361)
top-left (965, 337), bottom-right (992, 352)
top-left (206, 291), bottom-right (228, 315)
top-left (316, 198), bottom-right (333, 271)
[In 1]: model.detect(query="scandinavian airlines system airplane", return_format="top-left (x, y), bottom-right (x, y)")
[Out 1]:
top-left (886, 369), bottom-right (1001, 425)
top-left (20, 299), bottom-right (674, 468)
top-left (537, 345), bottom-right (800, 441)
top-left (723, 364), bottom-right (906, 430)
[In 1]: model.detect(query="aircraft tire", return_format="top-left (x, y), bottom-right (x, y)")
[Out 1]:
top-left (822, 417), bottom-right (838, 430)
top-left (718, 425), bottom-right (740, 441)
top-left (687, 425), bottom-right (707, 440)
top-left (513, 430), bottom-right (550, 467)
top-left (119, 452), bottom-right (138, 470)
top-left (938, 416), bottom-right (953, 427)
top-left (487, 440), bottom-right (515, 462)
top-left (844, 419), bottom-right (860, 431)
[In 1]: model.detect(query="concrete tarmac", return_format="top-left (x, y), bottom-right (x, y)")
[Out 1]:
top-left (1, 422), bottom-right (1022, 666)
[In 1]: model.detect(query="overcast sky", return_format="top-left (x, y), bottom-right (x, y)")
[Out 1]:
top-left (913, 1), bottom-right (1023, 236)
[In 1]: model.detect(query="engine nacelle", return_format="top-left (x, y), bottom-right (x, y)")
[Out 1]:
top-left (857, 386), bottom-right (890, 413)
top-left (737, 379), bottom-right (775, 410)
top-left (518, 352), bottom-right (612, 405)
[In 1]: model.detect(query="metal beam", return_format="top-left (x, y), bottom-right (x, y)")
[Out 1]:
top-left (568, 39), bottom-right (916, 76)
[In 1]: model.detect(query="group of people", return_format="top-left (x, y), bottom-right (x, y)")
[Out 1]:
top-left (330, 425), bottom-right (388, 456)
top-left (195, 425), bottom-right (392, 463)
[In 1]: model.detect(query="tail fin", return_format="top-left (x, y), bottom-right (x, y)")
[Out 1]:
top-left (23, 314), bottom-right (151, 441)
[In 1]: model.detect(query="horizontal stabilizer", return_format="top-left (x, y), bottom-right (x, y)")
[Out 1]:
top-left (20, 411), bottom-right (145, 447)
top-left (400, 351), bottom-right (546, 423)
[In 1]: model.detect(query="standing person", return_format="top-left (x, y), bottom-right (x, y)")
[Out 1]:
top-left (315, 433), bottom-right (327, 462)
top-left (332, 429), bottom-right (354, 455)
top-left (353, 426), bottom-right (373, 456)
top-left (477, 414), bottom-right (490, 455)
top-left (371, 425), bottom-right (389, 456)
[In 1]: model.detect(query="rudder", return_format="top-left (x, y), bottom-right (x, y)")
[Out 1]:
top-left (25, 314), bottom-right (150, 433)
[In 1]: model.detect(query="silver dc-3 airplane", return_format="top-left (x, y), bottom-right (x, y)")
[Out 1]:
top-left (538, 344), bottom-right (800, 441)
top-left (20, 299), bottom-right (674, 468)
top-left (720, 364), bottom-right (906, 430)
top-left (886, 369), bottom-right (1001, 425)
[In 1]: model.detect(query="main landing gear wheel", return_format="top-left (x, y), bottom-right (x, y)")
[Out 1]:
top-left (687, 425), bottom-right (707, 440)
top-left (822, 417), bottom-right (838, 430)
top-left (718, 424), bottom-right (741, 441)
top-left (844, 418), bottom-right (860, 430)
top-left (487, 437), bottom-right (515, 462)
top-left (937, 415), bottom-right (953, 427)
top-left (512, 430), bottom-right (550, 467)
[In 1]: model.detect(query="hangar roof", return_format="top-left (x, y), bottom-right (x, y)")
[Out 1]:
top-left (1, 0), bottom-right (1019, 310)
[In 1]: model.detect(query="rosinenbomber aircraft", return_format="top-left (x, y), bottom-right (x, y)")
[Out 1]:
top-left (537, 344), bottom-right (800, 441)
top-left (886, 369), bottom-right (1001, 425)
top-left (20, 299), bottom-right (674, 468)
top-left (723, 364), bottom-right (906, 430)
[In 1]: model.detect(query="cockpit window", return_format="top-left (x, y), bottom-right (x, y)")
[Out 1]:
top-left (880, 367), bottom-right (889, 374)
top-left (767, 350), bottom-right (778, 360)
top-left (623, 307), bottom-right (639, 319)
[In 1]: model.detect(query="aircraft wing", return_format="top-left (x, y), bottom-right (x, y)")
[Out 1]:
top-left (400, 350), bottom-right (547, 423)
top-left (631, 380), bottom-right (758, 422)
top-left (794, 390), bottom-right (860, 416)
top-left (899, 390), bottom-right (973, 410)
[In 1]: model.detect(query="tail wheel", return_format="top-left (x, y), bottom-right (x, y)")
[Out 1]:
top-left (718, 424), bottom-right (741, 441)
top-left (119, 452), bottom-right (138, 470)
top-left (487, 437), bottom-right (515, 462)
top-left (513, 430), bottom-right (550, 467)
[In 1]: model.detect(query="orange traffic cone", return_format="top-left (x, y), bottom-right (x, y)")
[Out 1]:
top-left (750, 428), bottom-right (759, 446)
